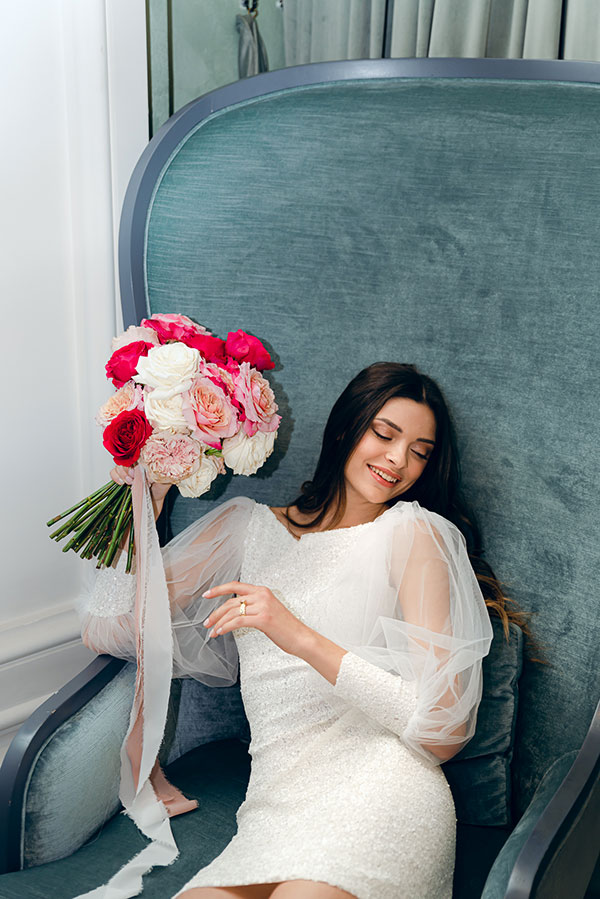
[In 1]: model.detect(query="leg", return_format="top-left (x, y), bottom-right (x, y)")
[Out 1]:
top-left (177, 883), bottom-right (278, 899)
top-left (271, 882), bottom-right (357, 898)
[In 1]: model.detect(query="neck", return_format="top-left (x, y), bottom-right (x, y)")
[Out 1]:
top-left (325, 486), bottom-right (388, 530)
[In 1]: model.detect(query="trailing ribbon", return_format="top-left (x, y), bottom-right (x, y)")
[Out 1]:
top-left (74, 465), bottom-right (197, 898)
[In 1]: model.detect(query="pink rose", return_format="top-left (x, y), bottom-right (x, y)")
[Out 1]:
top-left (140, 432), bottom-right (202, 483)
top-left (96, 381), bottom-right (145, 427)
top-left (105, 341), bottom-right (155, 388)
top-left (184, 332), bottom-right (227, 364)
top-left (141, 313), bottom-right (207, 344)
top-left (225, 330), bottom-right (274, 371)
top-left (111, 326), bottom-right (160, 353)
top-left (233, 363), bottom-right (281, 436)
top-left (182, 376), bottom-right (239, 448)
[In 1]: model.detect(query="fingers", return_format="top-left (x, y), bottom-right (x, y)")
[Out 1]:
top-left (206, 604), bottom-right (257, 638)
top-left (202, 581), bottom-right (253, 599)
top-left (110, 465), bottom-right (135, 486)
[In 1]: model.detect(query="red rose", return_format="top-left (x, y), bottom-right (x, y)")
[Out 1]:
top-left (105, 341), bottom-right (155, 388)
top-left (184, 332), bottom-right (227, 364)
top-left (225, 330), bottom-right (274, 371)
top-left (103, 409), bottom-right (153, 466)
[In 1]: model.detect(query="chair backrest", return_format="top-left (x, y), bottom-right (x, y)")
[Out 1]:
top-left (119, 58), bottom-right (600, 818)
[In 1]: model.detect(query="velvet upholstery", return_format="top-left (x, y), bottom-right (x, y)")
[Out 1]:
top-left (20, 666), bottom-right (250, 868)
top-left (141, 75), bottom-right (600, 819)
top-left (0, 739), bottom-right (251, 898)
top-left (481, 750), bottom-right (578, 898)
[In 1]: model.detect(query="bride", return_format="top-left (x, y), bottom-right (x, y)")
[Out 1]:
top-left (80, 361), bottom-right (522, 899)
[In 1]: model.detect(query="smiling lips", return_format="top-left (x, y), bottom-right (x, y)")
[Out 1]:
top-left (367, 463), bottom-right (402, 487)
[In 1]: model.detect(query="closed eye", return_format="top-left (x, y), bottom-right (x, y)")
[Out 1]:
top-left (372, 429), bottom-right (391, 441)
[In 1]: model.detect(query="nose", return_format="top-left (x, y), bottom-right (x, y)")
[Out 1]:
top-left (386, 441), bottom-right (407, 470)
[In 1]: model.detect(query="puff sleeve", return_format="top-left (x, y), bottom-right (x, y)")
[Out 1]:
top-left (78, 495), bottom-right (255, 686)
top-left (326, 502), bottom-right (493, 765)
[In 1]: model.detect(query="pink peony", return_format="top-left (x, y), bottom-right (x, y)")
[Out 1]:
top-left (111, 326), bottom-right (160, 353)
top-left (181, 376), bottom-right (239, 448)
top-left (96, 381), bottom-right (145, 428)
top-left (225, 330), bottom-right (274, 371)
top-left (140, 432), bottom-right (202, 483)
top-left (105, 341), bottom-right (156, 388)
top-left (141, 313), bottom-right (208, 344)
top-left (233, 362), bottom-right (281, 437)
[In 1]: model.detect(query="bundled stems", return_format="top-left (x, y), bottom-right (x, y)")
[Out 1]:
top-left (47, 480), bottom-right (135, 572)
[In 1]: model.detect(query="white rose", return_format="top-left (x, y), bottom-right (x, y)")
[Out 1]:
top-left (144, 387), bottom-right (189, 433)
top-left (222, 429), bottom-right (276, 476)
top-left (177, 453), bottom-right (223, 497)
top-left (133, 343), bottom-right (200, 389)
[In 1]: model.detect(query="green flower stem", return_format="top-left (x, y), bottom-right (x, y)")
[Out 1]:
top-left (126, 510), bottom-right (135, 573)
top-left (62, 486), bottom-right (127, 553)
top-left (49, 483), bottom-right (121, 541)
top-left (101, 488), bottom-right (132, 569)
top-left (68, 487), bottom-right (126, 552)
top-left (46, 482), bottom-right (114, 527)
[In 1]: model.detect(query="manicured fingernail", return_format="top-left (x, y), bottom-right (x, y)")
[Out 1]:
top-left (203, 618), bottom-right (210, 626)
top-left (216, 628), bottom-right (222, 635)
top-left (209, 629), bottom-right (215, 637)
top-left (202, 590), bottom-right (211, 598)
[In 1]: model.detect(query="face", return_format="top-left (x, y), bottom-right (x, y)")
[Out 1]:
top-left (343, 397), bottom-right (437, 510)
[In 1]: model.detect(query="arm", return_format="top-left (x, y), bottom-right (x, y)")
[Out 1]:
top-left (296, 510), bottom-right (492, 765)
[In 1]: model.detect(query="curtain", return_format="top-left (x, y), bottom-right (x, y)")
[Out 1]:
top-left (283, 0), bottom-right (600, 64)
top-left (283, 0), bottom-right (387, 65)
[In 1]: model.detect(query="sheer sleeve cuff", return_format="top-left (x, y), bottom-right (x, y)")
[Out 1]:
top-left (78, 550), bottom-right (137, 660)
top-left (333, 650), bottom-right (419, 741)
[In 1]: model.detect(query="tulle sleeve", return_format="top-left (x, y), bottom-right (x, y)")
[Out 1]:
top-left (78, 495), bottom-right (256, 687)
top-left (323, 501), bottom-right (493, 765)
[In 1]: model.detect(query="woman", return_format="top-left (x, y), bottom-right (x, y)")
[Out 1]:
top-left (80, 362), bottom-right (519, 899)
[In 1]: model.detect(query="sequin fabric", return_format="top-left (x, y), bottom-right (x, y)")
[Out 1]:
top-left (174, 503), bottom-right (455, 899)
top-left (87, 549), bottom-right (136, 618)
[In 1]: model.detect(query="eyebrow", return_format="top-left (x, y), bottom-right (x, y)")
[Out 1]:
top-left (374, 418), bottom-right (436, 446)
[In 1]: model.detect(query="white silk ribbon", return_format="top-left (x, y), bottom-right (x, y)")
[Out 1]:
top-left (74, 466), bottom-right (184, 898)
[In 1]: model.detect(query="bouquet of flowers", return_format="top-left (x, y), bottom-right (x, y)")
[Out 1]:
top-left (47, 313), bottom-right (280, 573)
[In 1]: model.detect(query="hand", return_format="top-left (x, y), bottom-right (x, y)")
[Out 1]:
top-left (110, 464), bottom-right (172, 501)
top-left (110, 464), bottom-right (135, 486)
top-left (202, 581), bottom-right (310, 658)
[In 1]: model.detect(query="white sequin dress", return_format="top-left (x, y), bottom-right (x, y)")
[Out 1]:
top-left (80, 496), bottom-right (493, 899)
top-left (173, 503), bottom-right (459, 899)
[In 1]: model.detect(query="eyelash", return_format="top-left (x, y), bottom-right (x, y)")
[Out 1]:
top-left (372, 428), bottom-right (429, 460)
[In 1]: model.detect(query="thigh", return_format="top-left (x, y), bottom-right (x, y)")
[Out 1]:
top-left (177, 883), bottom-right (278, 899)
top-left (271, 882), bottom-right (357, 898)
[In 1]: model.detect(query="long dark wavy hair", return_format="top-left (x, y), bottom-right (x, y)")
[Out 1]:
top-left (284, 362), bottom-right (536, 650)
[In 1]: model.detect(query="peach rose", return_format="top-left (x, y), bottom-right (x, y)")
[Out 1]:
top-left (182, 376), bottom-right (238, 448)
top-left (96, 381), bottom-right (145, 428)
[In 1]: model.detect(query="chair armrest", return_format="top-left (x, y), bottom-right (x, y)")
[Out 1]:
top-left (482, 698), bottom-right (600, 899)
top-left (0, 655), bottom-right (127, 874)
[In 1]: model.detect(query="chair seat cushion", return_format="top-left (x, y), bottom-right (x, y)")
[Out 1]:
top-left (0, 738), bottom-right (251, 899)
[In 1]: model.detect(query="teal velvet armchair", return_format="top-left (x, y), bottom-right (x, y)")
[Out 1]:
top-left (1, 59), bottom-right (599, 899)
